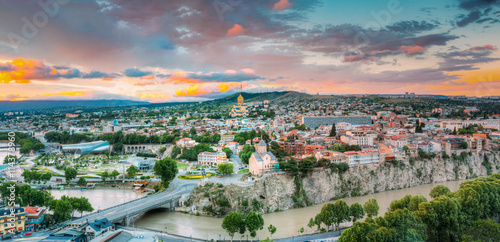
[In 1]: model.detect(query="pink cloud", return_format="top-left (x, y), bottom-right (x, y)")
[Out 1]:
top-left (273, 0), bottom-right (291, 11)
top-left (343, 54), bottom-right (374, 62)
top-left (400, 45), bottom-right (425, 55)
top-left (227, 24), bottom-right (245, 36)
top-left (466, 45), bottom-right (497, 52)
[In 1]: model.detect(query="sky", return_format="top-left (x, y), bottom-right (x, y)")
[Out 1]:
top-left (0, 0), bottom-right (500, 102)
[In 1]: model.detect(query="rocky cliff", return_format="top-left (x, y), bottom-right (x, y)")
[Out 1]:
top-left (187, 151), bottom-right (500, 217)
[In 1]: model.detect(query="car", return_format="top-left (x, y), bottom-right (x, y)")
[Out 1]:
top-left (24, 232), bottom-right (32, 236)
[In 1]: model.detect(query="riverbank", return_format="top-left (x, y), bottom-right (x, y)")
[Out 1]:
top-left (134, 178), bottom-right (469, 239)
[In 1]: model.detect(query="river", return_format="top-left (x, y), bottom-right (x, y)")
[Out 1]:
top-left (134, 179), bottom-right (465, 240)
top-left (50, 189), bottom-right (147, 216)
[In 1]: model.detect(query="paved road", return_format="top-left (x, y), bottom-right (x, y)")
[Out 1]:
top-left (230, 154), bottom-right (243, 168)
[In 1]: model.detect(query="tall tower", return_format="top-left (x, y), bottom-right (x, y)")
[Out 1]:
top-left (237, 82), bottom-right (244, 104)
top-left (257, 139), bottom-right (267, 154)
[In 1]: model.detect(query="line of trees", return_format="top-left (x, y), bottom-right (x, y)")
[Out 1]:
top-left (338, 173), bottom-right (500, 241)
top-left (222, 211), bottom-right (270, 240)
top-left (0, 183), bottom-right (93, 224)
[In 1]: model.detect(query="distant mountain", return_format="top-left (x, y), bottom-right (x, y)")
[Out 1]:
top-left (205, 91), bottom-right (316, 105)
top-left (0, 100), bottom-right (150, 112)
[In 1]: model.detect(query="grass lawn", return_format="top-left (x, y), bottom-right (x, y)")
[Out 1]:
top-left (238, 169), bottom-right (249, 174)
top-left (176, 162), bottom-right (189, 170)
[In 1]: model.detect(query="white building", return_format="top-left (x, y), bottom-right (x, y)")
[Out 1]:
top-left (197, 151), bottom-right (227, 166)
top-left (344, 150), bottom-right (382, 167)
top-left (340, 131), bottom-right (373, 146)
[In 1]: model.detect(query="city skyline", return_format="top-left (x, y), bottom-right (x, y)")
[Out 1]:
top-left (1, 0), bottom-right (500, 102)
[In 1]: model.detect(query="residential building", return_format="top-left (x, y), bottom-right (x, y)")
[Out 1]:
top-left (77, 218), bottom-right (114, 240)
top-left (22, 207), bottom-right (46, 231)
top-left (197, 151), bottom-right (228, 166)
top-left (340, 131), bottom-right (373, 146)
top-left (344, 150), bottom-right (383, 167)
top-left (0, 207), bottom-right (26, 236)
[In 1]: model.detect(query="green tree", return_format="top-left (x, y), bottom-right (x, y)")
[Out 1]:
top-left (284, 158), bottom-right (299, 177)
top-left (3, 155), bottom-right (18, 164)
top-left (462, 219), bottom-right (500, 242)
top-left (113, 142), bottom-right (123, 153)
top-left (222, 147), bottom-right (233, 158)
top-left (77, 177), bottom-right (86, 186)
top-left (127, 165), bottom-right (140, 178)
top-left (221, 211), bottom-right (246, 241)
top-left (429, 185), bottom-right (451, 199)
top-left (100, 171), bottom-right (109, 182)
top-left (307, 218), bottom-right (315, 230)
top-left (298, 156), bottom-right (316, 177)
top-left (110, 170), bottom-right (120, 182)
top-left (64, 168), bottom-right (77, 182)
top-left (245, 211), bottom-right (265, 238)
top-left (267, 224), bottom-right (277, 239)
top-left (153, 157), bottom-right (178, 188)
top-left (330, 122), bottom-right (337, 136)
top-left (363, 199), bottom-right (379, 217)
top-left (415, 195), bottom-right (461, 242)
top-left (52, 197), bottom-right (73, 223)
top-left (333, 200), bottom-right (350, 229)
top-left (350, 202), bottom-right (365, 222)
top-left (218, 163), bottom-right (234, 176)
top-left (460, 141), bottom-right (468, 149)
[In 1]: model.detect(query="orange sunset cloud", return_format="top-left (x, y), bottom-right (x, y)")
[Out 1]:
top-left (273, 0), bottom-right (291, 10)
top-left (227, 24), bottom-right (245, 36)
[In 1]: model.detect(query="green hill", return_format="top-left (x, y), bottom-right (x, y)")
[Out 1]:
top-left (204, 91), bottom-right (322, 106)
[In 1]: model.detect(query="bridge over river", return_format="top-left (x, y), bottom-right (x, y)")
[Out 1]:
top-left (59, 183), bottom-right (197, 228)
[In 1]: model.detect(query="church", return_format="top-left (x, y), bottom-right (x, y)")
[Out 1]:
top-left (229, 94), bottom-right (249, 117)
top-left (249, 140), bottom-right (278, 176)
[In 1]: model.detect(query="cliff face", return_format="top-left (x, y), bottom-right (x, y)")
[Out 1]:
top-left (187, 151), bottom-right (500, 216)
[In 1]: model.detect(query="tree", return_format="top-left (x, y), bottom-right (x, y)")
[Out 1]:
top-left (330, 122), bottom-right (337, 137)
top-left (267, 224), bottom-right (277, 239)
top-left (284, 158), bottom-right (299, 177)
top-left (217, 163), bottom-right (234, 176)
top-left (127, 165), bottom-right (140, 178)
top-left (317, 158), bottom-right (330, 167)
top-left (113, 142), bottom-right (123, 153)
top-left (429, 185), bottom-right (451, 198)
top-left (110, 170), bottom-right (120, 182)
top-left (73, 197), bottom-right (93, 217)
top-left (460, 141), bottom-right (468, 149)
top-left (245, 211), bottom-right (265, 238)
top-left (363, 199), bottom-right (379, 217)
top-left (221, 211), bottom-right (245, 241)
top-left (64, 168), bottom-right (77, 182)
top-left (77, 177), bottom-right (86, 186)
top-left (298, 156), bottom-right (316, 177)
top-left (153, 157), bottom-right (178, 188)
top-left (307, 218), bottom-right (316, 230)
top-left (415, 195), bottom-right (461, 241)
top-left (462, 219), bottom-right (500, 242)
top-left (3, 155), bottom-right (17, 164)
top-left (100, 171), bottom-right (109, 182)
top-left (222, 147), bottom-right (233, 158)
top-left (333, 200), bottom-right (350, 230)
top-left (52, 197), bottom-right (73, 223)
top-left (402, 145), bottom-right (409, 153)
top-left (350, 202), bottom-right (365, 222)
